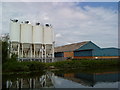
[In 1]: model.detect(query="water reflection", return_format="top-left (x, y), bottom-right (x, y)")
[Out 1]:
top-left (2, 71), bottom-right (120, 88)
top-left (54, 72), bottom-right (119, 88)
top-left (3, 72), bottom-right (54, 88)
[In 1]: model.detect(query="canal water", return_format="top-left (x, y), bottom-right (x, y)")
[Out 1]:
top-left (2, 69), bottom-right (120, 89)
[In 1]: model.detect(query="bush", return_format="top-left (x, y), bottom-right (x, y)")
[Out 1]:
top-left (27, 61), bottom-right (46, 71)
top-left (2, 41), bottom-right (9, 64)
top-left (3, 61), bottom-right (47, 73)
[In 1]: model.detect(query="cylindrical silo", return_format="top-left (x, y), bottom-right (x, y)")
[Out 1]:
top-left (20, 21), bottom-right (32, 43)
top-left (33, 23), bottom-right (43, 59)
top-left (20, 21), bottom-right (33, 59)
top-left (10, 20), bottom-right (20, 42)
top-left (43, 24), bottom-right (53, 44)
top-left (33, 23), bottom-right (43, 44)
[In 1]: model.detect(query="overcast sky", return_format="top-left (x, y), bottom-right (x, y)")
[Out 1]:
top-left (1, 2), bottom-right (119, 48)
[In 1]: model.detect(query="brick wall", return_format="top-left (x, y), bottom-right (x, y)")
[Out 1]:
top-left (64, 52), bottom-right (74, 58)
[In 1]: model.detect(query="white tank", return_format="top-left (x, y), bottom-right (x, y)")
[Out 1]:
top-left (44, 24), bottom-right (53, 44)
top-left (10, 20), bottom-right (20, 42)
top-left (20, 21), bottom-right (32, 43)
top-left (33, 23), bottom-right (43, 44)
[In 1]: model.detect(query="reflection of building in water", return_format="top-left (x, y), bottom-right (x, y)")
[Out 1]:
top-left (56, 73), bottom-right (95, 87)
top-left (5, 72), bottom-right (54, 89)
top-left (4, 72), bottom-right (119, 88)
top-left (55, 72), bottom-right (120, 87)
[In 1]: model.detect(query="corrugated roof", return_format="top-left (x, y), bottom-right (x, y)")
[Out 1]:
top-left (55, 41), bottom-right (90, 52)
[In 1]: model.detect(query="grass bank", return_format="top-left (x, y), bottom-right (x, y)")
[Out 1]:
top-left (3, 60), bottom-right (47, 74)
top-left (47, 59), bottom-right (120, 69)
top-left (3, 59), bottom-right (120, 74)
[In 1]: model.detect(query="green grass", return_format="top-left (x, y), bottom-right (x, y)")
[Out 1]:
top-left (3, 60), bottom-right (47, 73)
top-left (3, 59), bottom-right (120, 74)
top-left (47, 59), bottom-right (120, 69)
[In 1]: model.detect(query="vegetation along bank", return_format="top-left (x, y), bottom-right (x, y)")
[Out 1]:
top-left (2, 41), bottom-right (120, 74)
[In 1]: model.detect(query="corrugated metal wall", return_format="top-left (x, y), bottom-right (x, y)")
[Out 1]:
top-left (74, 50), bottom-right (92, 57)
top-left (92, 48), bottom-right (120, 56)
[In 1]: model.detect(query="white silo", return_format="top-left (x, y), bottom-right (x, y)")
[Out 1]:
top-left (20, 21), bottom-right (33, 59)
top-left (9, 20), bottom-right (55, 62)
top-left (20, 21), bottom-right (32, 44)
top-left (10, 19), bottom-right (20, 42)
top-left (33, 23), bottom-right (43, 44)
top-left (43, 24), bottom-right (53, 44)
top-left (33, 23), bottom-right (43, 59)
top-left (10, 19), bottom-right (20, 58)
top-left (43, 24), bottom-right (54, 62)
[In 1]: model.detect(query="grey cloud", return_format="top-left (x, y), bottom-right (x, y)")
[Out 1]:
top-left (1, 2), bottom-right (118, 48)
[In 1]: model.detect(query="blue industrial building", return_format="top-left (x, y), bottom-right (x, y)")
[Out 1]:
top-left (55, 41), bottom-right (120, 59)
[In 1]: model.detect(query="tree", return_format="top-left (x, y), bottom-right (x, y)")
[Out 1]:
top-left (2, 41), bottom-right (9, 63)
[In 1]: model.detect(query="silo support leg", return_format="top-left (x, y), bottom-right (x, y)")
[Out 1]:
top-left (41, 45), bottom-right (43, 63)
top-left (10, 43), bottom-right (12, 58)
top-left (18, 44), bottom-right (20, 61)
top-left (34, 44), bottom-right (35, 59)
top-left (21, 44), bottom-right (23, 61)
top-left (52, 44), bottom-right (54, 62)
top-left (31, 45), bottom-right (32, 61)
top-left (45, 45), bottom-right (46, 63)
